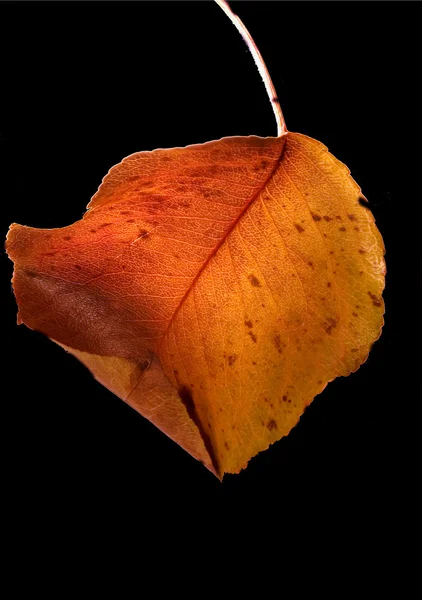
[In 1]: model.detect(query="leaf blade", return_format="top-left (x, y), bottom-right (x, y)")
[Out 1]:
top-left (6, 132), bottom-right (385, 476)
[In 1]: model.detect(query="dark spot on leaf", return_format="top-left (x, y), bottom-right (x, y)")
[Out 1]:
top-left (248, 331), bottom-right (257, 343)
top-left (74, 265), bottom-right (82, 271)
top-left (327, 281), bottom-right (331, 287)
top-left (336, 216), bottom-right (342, 222)
top-left (248, 274), bottom-right (261, 287)
top-left (308, 261), bottom-right (314, 268)
top-left (359, 249), bottom-right (366, 254)
top-left (139, 359), bottom-right (151, 372)
top-left (228, 354), bottom-right (237, 366)
top-left (368, 291), bottom-right (382, 307)
top-left (224, 442), bottom-right (230, 450)
top-left (282, 395), bottom-right (287, 402)
top-left (64, 235), bottom-right (72, 241)
top-left (252, 361), bottom-right (257, 365)
top-left (90, 229), bottom-right (96, 234)
top-left (351, 348), bottom-right (358, 352)
top-left (339, 226), bottom-right (346, 232)
top-left (272, 96), bottom-right (279, 104)
top-left (295, 223), bottom-right (305, 233)
top-left (273, 334), bottom-right (282, 354)
top-left (354, 226), bottom-right (360, 231)
top-left (244, 320), bottom-right (253, 329)
top-left (323, 216), bottom-right (331, 222)
top-left (24, 270), bottom-right (37, 278)
top-left (323, 317), bottom-right (337, 335)
top-left (348, 214), bottom-right (357, 221)
top-left (267, 419), bottom-right (277, 431)
top-left (352, 312), bottom-right (358, 317)
top-left (100, 222), bottom-right (112, 228)
top-left (138, 229), bottom-right (149, 238)
top-left (329, 251), bottom-right (334, 255)
top-left (311, 213), bottom-right (321, 221)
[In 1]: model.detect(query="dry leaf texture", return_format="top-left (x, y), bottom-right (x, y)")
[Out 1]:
top-left (7, 133), bottom-right (385, 477)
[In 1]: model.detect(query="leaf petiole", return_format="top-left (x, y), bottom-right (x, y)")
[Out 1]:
top-left (215, 0), bottom-right (287, 137)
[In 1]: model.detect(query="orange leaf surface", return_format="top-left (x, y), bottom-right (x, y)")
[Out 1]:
top-left (6, 132), bottom-right (385, 477)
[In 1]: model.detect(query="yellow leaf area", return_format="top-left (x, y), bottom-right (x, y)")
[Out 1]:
top-left (6, 133), bottom-right (385, 478)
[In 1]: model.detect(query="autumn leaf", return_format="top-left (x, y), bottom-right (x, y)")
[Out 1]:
top-left (5, 1), bottom-right (385, 478)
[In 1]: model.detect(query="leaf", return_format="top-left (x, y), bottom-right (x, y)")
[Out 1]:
top-left (6, 132), bottom-right (385, 477)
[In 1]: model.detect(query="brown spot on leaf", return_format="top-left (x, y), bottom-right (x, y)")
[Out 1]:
top-left (248, 331), bottom-right (257, 343)
top-left (323, 317), bottom-right (337, 335)
top-left (282, 395), bottom-right (287, 402)
top-left (348, 214), bottom-right (357, 221)
top-left (64, 235), bottom-right (72, 241)
top-left (323, 216), bottom-right (331, 222)
top-left (311, 213), bottom-right (321, 221)
top-left (368, 291), bottom-right (382, 307)
top-left (74, 265), bottom-right (82, 271)
top-left (244, 320), bottom-right (253, 329)
top-left (267, 419), bottom-right (278, 431)
top-left (359, 249), bottom-right (366, 254)
top-left (327, 281), bottom-right (331, 287)
top-left (339, 226), bottom-right (346, 232)
top-left (352, 312), bottom-right (358, 317)
top-left (273, 334), bottom-right (282, 354)
top-left (351, 348), bottom-right (359, 352)
top-left (224, 441), bottom-right (230, 450)
top-left (228, 354), bottom-right (237, 366)
top-left (248, 274), bottom-right (261, 287)
top-left (295, 223), bottom-right (305, 233)
top-left (308, 261), bottom-right (314, 268)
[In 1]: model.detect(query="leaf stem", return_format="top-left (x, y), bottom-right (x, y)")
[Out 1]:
top-left (215, 0), bottom-right (287, 137)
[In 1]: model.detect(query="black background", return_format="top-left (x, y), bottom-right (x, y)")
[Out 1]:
top-left (0, 1), bottom-right (414, 541)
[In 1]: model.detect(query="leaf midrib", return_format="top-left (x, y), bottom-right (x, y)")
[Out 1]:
top-left (156, 134), bottom-right (287, 355)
